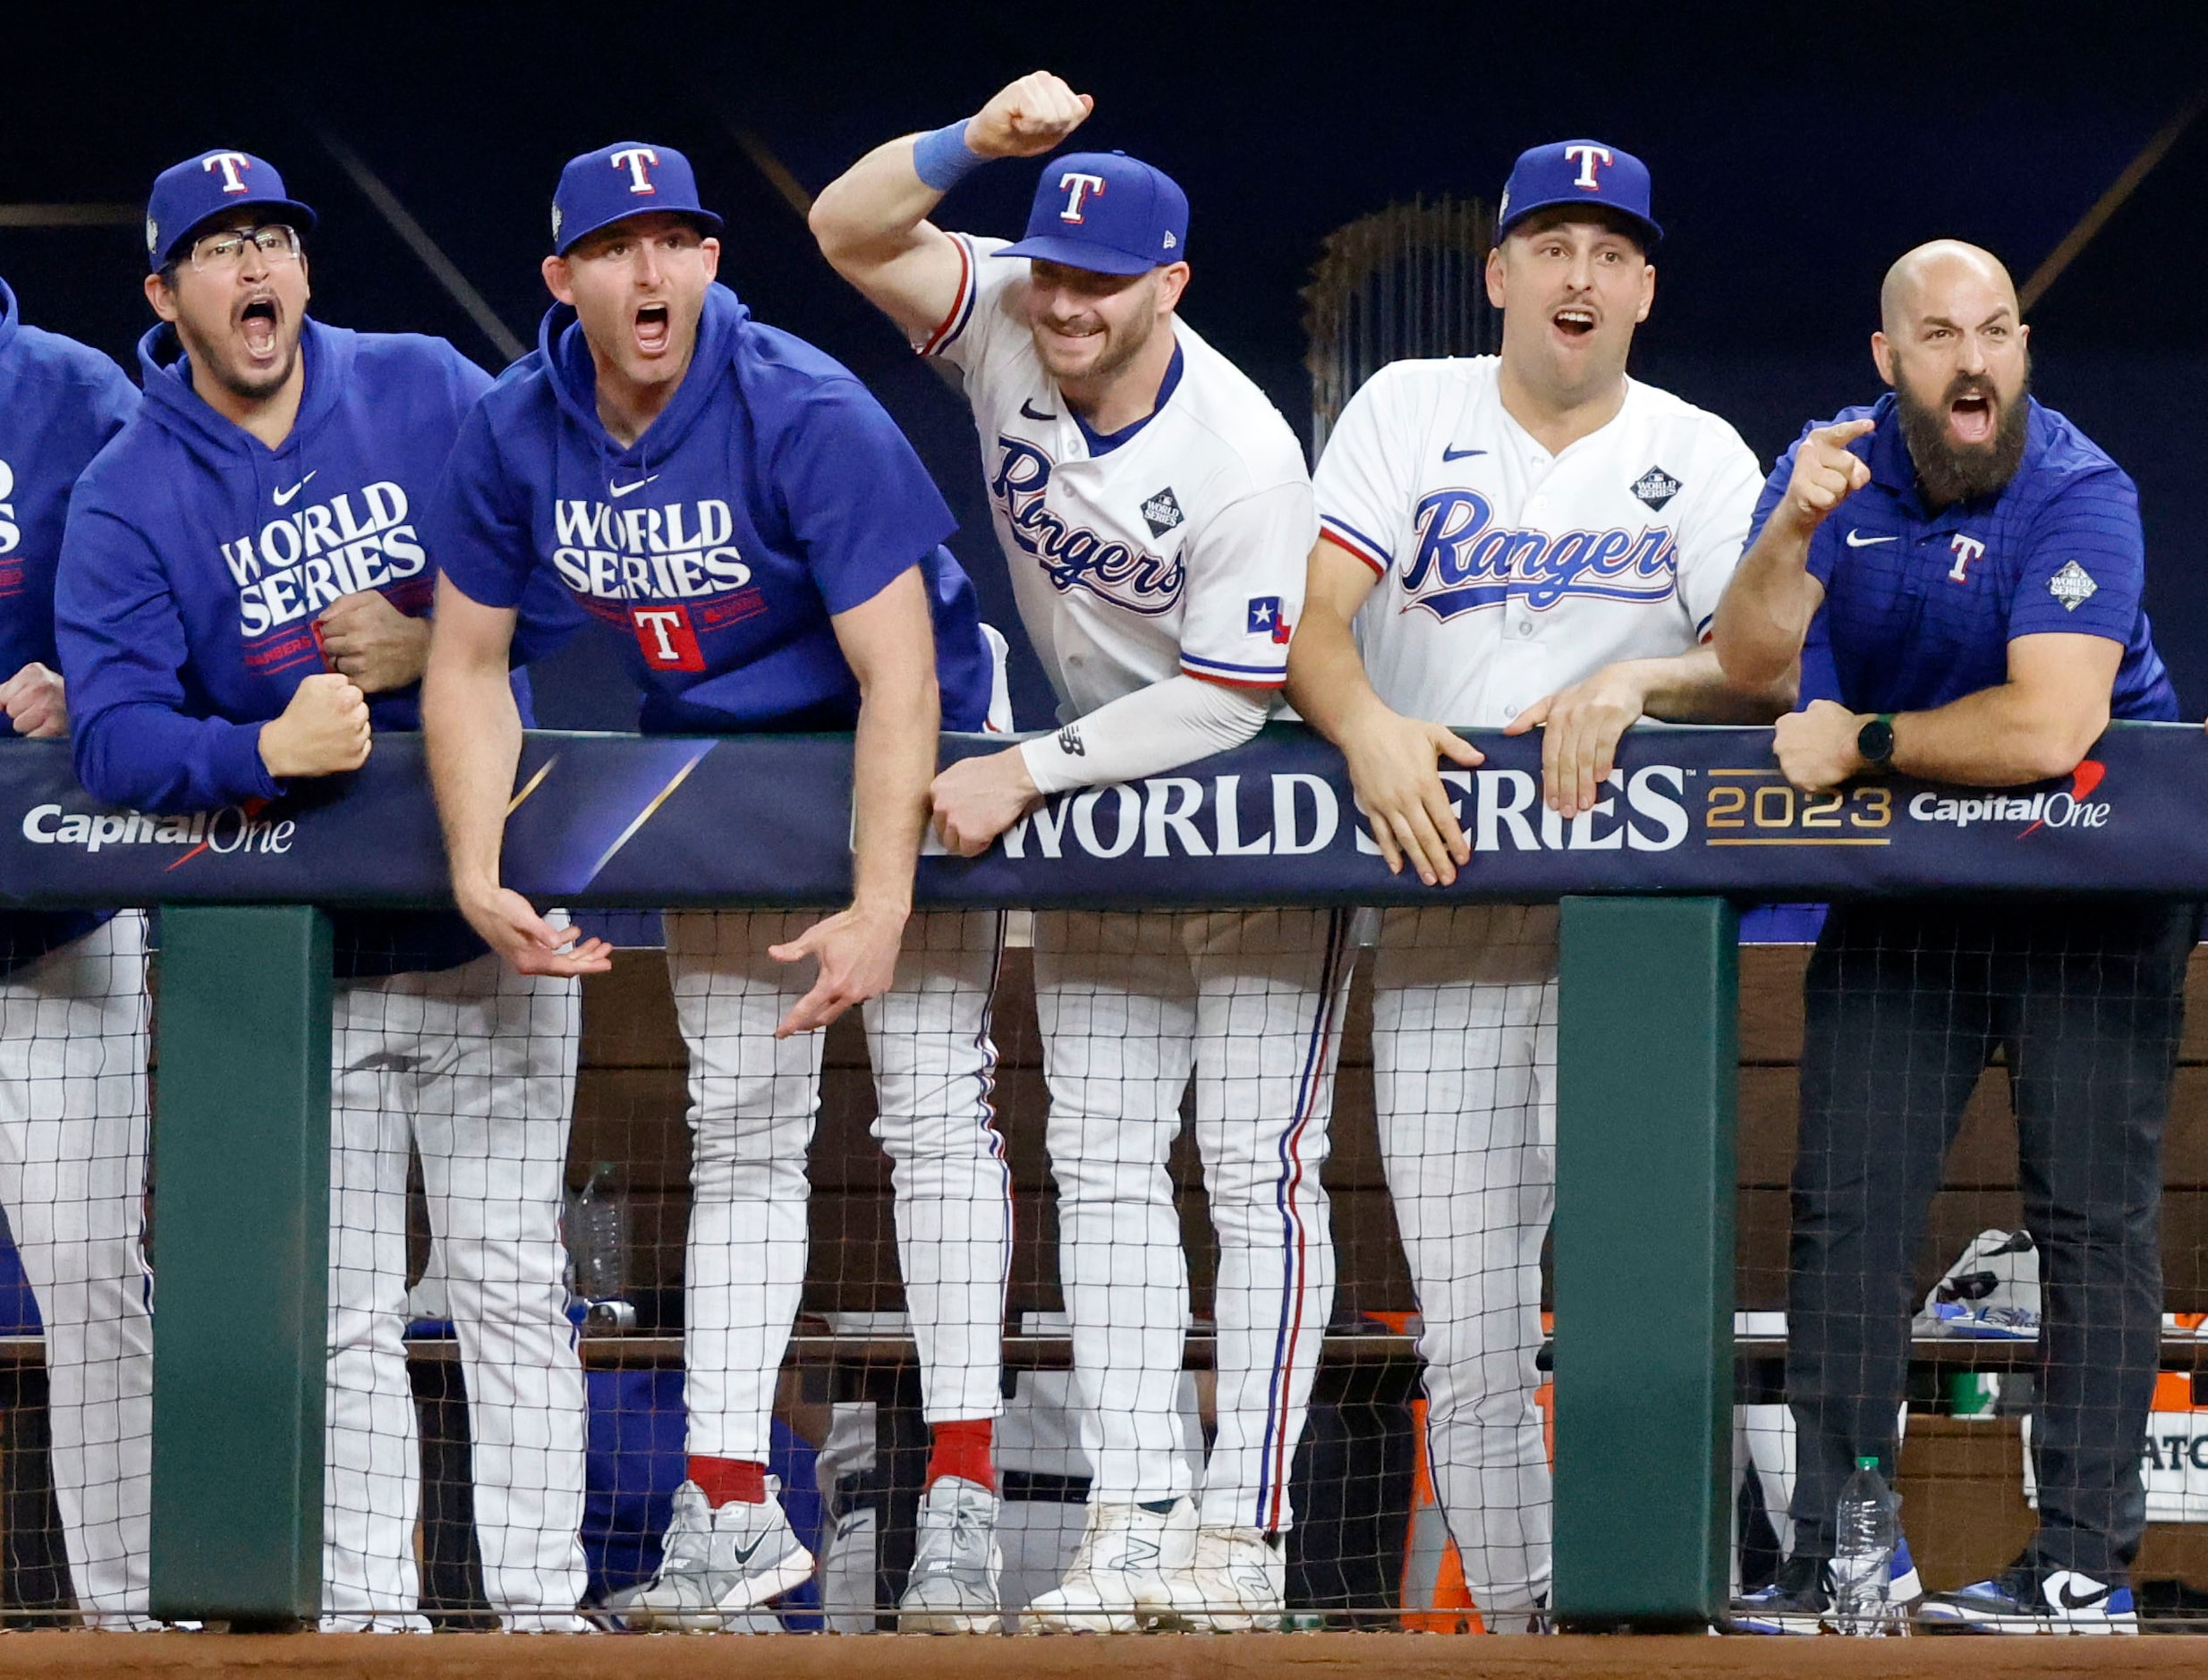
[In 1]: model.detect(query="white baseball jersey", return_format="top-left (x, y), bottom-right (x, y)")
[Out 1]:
top-left (921, 234), bottom-right (1315, 718)
top-left (1312, 357), bottom-right (1762, 725)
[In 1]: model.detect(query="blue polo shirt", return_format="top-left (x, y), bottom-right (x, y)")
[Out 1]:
top-left (1749, 392), bottom-right (2177, 721)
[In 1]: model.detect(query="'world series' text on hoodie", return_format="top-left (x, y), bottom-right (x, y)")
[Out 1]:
top-left (0, 276), bottom-right (138, 977)
top-left (55, 318), bottom-right (580, 976)
top-left (427, 283), bottom-right (994, 734)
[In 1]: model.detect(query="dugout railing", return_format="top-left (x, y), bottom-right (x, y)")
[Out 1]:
top-left (6, 720), bottom-right (2203, 1630)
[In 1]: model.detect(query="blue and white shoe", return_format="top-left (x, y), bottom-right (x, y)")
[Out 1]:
top-left (1924, 1300), bottom-right (2040, 1340)
top-left (1728, 1538), bottom-right (1923, 1634)
top-left (1917, 1560), bottom-right (2137, 1633)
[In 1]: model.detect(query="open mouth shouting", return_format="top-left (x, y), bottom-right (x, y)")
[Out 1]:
top-left (1551, 303), bottom-right (1597, 341)
top-left (237, 293), bottom-right (281, 361)
top-left (634, 301), bottom-right (672, 357)
top-left (1947, 381), bottom-right (1998, 446)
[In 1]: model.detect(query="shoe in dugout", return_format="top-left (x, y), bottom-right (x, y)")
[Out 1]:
top-left (1020, 1498), bottom-right (1198, 1633)
top-left (1728, 1538), bottom-right (1924, 1634)
top-left (1176, 1525), bottom-right (1286, 1632)
top-left (1917, 1555), bottom-right (2137, 1634)
top-left (1913, 1228), bottom-right (2042, 1342)
top-left (897, 1476), bottom-right (1006, 1633)
top-left (607, 1477), bottom-right (815, 1631)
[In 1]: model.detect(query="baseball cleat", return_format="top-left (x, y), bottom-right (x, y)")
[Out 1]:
top-left (1176, 1525), bottom-right (1286, 1632)
top-left (1019, 1498), bottom-right (1196, 1633)
top-left (606, 1477), bottom-right (814, 1632)
top-left (1917, 1559), bottom-right (2137, 1633)
top-left (1728, 1537), bottom-right (1922, 1634)
top-left (896, 1476), bottom-right (1005, 1633)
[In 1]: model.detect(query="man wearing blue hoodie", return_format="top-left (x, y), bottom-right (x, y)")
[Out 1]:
top-left (421, 142), bottom-right (1015, 1633)
top-left (54, 150), bottom-right (590, 1632)
top-left (0, 275), bottom-right (154, 1626)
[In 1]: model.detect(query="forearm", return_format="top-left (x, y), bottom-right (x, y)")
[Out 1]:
top-left (850, 671), bottom-right (938, 915)
top-left (1635, 646), bottom-right (1796, 725)
top-left (73, 705), bottom-right (281, 813)
top-left (1890, 685), bottom-right (2108, 787)
top-left (422, 651), bottom-right (522, 895)
top-left (1285, 608), bottom-right (1394, 747)
top-left (1018, 675), bottom-right (1271, 793)
top-left (1713, 516), bottom-right (1822, 688)
top-left (809, 133), bottom-right (949, 268)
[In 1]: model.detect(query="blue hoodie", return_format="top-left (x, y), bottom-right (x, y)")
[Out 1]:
top-left (0, 277), bottom-right (139, 977)
top-left (55, 318), bottom-right (577, 976)
top-left (428, 283), bottom-right (993, 733)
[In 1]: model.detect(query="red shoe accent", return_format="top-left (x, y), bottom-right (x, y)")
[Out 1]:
top-left (925, 1419), bottom-right (997, 1494)
top-left (689, 1455), bottom-right (769, 1506)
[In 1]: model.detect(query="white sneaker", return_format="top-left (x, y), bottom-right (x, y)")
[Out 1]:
top-left (607, 1478), bottom-right (815, 1632)
top-left (1020, 1498), bottom-right (1196, 1633)
top-left (1179, 1525), bottom-right (1285, 1632)
top-left (897, 1477), bottom-right (1005, 1633)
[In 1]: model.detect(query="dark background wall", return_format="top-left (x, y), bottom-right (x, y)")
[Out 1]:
top-left (7, 2), bottom-right (2204, 727)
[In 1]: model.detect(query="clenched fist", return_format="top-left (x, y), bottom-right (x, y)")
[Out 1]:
top-left (317, 590), bottom-right (430, 694)
top-left (259, 672), bottom-right (372, 778)
top-left (967, 72), bottom-right (1094, 160)
top-left (1779, 417), bottom-right (1875, 531)
top-left (0, 661), bottom-right (66, 738)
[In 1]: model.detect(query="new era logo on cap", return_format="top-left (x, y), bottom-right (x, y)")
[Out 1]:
top-left (550, 140), bottom-right (724, 254)
top-left (144, 148), bottom-right (318, 269)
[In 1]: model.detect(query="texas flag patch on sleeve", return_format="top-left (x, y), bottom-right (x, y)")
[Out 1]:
top-left (1247, 596), bottom-right (1288, 641)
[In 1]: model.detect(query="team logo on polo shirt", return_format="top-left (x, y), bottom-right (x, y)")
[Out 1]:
top-left (1630, 465), bottom-right (1681, 511)
top-left (2048, 560), bottom-right (2098, 612)
top-left (1141, 486), bottom-right (1185, 538)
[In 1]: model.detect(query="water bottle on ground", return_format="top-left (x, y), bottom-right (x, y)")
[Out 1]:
top-left (570, 1161), bottom-right (636, 1331)
top-left (1831, 1455), bottom-right (1898, 1635)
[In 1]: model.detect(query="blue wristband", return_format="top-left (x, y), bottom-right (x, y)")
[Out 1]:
top-left (913, 118), bottom-right (987, 192)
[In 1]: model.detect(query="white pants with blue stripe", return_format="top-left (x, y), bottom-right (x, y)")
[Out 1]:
top-left (0, 912), bottom-right (153, 1626)
top-left (1034, 908), bottom-right (1353, 1532)
top-left (326, 954), bottom-right (586, 1630)
top-left (667, 909), bottom-right (1011, 1458)
top-left (1370, 904), bottom-right (1558, 1626)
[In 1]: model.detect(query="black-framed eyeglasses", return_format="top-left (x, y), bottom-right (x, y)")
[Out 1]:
top-left (188, 225), bottom-right (303, 273)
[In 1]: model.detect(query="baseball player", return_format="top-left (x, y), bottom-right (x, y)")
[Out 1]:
top-left (813, 74), bottom-right (1353, 1633)
top-left (1717, 242), bottom-right (2187, 1635)
top-left (55, 150), bottom-right (590, 1631)
top-left (420, 142), bottom-right (1015, 1633)
top-left (0, 272), bottom-right (152, 1625)
top-left (1284, 140), bottom-right (1777, 1631)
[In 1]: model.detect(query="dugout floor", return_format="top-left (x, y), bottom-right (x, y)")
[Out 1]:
top-left (0, 1634), bottom-right (2204, 1677)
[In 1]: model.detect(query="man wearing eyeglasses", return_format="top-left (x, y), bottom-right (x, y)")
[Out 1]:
top-left (55, 148), bottom-right (590, 1631)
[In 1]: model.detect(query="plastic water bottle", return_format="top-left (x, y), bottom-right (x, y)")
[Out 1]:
top-left (1831, 1455), bottom-right (1898, 1635)
top-left (570, 1161), bottom-right (633, 1330)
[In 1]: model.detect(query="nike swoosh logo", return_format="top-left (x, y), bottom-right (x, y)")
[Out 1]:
top-left (1441, 446), bottom-right (1486, 462)
top-left (2051, 1577), bottom-right (2109, 1610)
top-left (1020, 400), bottom-right (1057, 421)
top-left (1845, 530), bottom-right (1897, 547)
top-left (727, 1537), bottom-right (766, 1566)
top-left (272, 471), bottom-right (317, 506)
top-left (611, 475), bottom-right (659, 498)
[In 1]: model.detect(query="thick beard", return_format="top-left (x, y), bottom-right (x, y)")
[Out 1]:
top-left (1895, 357), bottom-right (2031, 505)
top-left (1035, 296), bottom-right (1157, 389)
top-left (177, 314), bottom-right (300, 405)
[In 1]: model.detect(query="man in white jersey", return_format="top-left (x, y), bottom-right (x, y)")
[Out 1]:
top-left (1286, 140), bottom-right (1779, 1631)
top-left (813, 73), bottom-right (1355, 1632)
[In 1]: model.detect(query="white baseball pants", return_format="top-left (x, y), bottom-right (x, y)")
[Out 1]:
top-left (667, 910), bottom-right (1011, 1460)
top-left (325, 953), bottom-right (585, 1630)
top-left (0, 913), bottom-right (153, 1626)
top-left (1033, 907), bottom-right (1355, 1532)
top-left (1370, 904), bottom-right (1558, 1625)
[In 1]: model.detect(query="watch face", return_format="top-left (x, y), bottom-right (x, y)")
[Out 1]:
top-left (1857, 718), bottom-right (1895, 765)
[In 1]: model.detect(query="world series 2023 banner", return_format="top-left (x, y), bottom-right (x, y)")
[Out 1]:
top-left (0, 722), bottom-right (2198, 910)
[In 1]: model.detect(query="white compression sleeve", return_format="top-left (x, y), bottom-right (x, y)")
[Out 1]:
top-left (1017, 675), bottom-right (1272, 795)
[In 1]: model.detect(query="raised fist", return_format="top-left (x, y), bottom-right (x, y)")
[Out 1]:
top-left (259, 671), bottom-right (372, 778)
top-left (967, 72), bottom-right (1094, 160)
top-left (1781, 418), bottom-right (1875, 530)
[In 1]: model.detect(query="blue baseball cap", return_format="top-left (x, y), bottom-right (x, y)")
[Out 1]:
top-left (551, 142), bottom-right (724, 255)
top-left (997, 151), bottom-right (1188, 276)
top-left (1496, 140), bottom-right (1661, 250)
top-left (145, 149), bottom-right (317, 271)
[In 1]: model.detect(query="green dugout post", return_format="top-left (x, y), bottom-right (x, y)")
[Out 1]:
top-left (149, 905), bottom-right (331, 1627)
top-left (1553, 895), bottom-right (1737, 1628)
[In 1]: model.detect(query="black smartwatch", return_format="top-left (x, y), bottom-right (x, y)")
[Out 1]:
top-left (1856, 712), bottom-right (1897, 771)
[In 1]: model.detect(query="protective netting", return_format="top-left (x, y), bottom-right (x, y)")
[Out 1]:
top-left (4, 899), bottom-right (2207, 1629)
top-left (1732, 898), bottom-right (2207, 1633)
